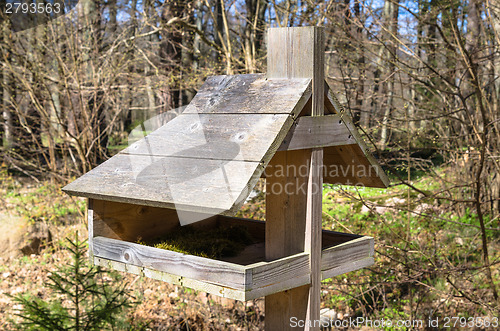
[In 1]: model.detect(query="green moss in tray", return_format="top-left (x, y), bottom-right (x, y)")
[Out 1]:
top-left (137, 224), bottom-right (254, 259)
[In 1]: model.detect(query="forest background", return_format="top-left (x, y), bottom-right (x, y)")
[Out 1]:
top-left (0, 0), bottom-right (499, 329)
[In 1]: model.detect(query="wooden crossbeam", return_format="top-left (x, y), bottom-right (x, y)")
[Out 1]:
top-left (277, 114), bottom-right (356, 151)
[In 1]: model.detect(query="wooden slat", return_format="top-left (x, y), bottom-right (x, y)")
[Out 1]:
top-left (321, 257), bottom-right (374, 280)
top-left (265, 150), bottom-right (309, 258)
top-left (278, 114), bottom-right (356, 151)
top-left (322, 82), bottom-right (390, 188)
top-left (94, 257), bottom-right (248, 301)
top-left (63, 154), bottom-right (263, 215)
top-left (321, 236), bottom-right (374, 273)
top-left (94, 242), bottom-right (312, 301)
top-left (251, 252), bottom-right (310, 289)
top-left (93, 236), bottom-right (248, 289)
top-left (183, 74), bottom-right (311, 117)
top-left (305, 25), bottom-right (324, 331)
top-left (123, 113), bottom-right (293, 162)
top-left (266, 26), bottom-right (324, 331)
top-left (323, 144), bottom-right (387, 188)
top-left (87, 199), bottom-right (94, 261)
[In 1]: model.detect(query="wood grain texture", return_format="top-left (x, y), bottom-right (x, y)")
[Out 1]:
top-left (251, 252), bottom-right (310, 289)
top-left (91, 199), bottom-right (191, 242)
top-left (305, 148), bottom-right (323, 329)
top-left (91, 215), bottom-right (374, 301)
top-left (305, 26), bottom-right (324, 331)
top-left (93, 237), bottom-right (313, 301)
top-left (322, 81), bottom-right (390, 188)
top-left (93, 236), bottom-right (248, 289)
top-left (183, 74), bottom-right (311, 117)
top-left (63, 153), bottom-right (264, 214)
top-left (94, 256), bottom-right (248, 301)
top-left (265, 149), bottom-right (310, 258)
top-left (123, 113), bottom-right (293, 162)
top-left (64, 74), bottom-right (312, 215)
top-left (321, 257), bottom-right (374, 280)
top-left (266, 26), bottom-right (324, 331)
top-left (321, 236), bottom-right (374, 272)
top-left (87, 199), bottom-right (94, 261)
top-left (278, 114), bottom-right (355, 150)
top-left (94, 255), bottom-right (310, 301)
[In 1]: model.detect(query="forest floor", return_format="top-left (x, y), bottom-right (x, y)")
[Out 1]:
top-left (0, 169), bottom-right (498, 330)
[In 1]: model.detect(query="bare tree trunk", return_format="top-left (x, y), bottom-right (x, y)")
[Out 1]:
top-left (161, 0), bottom-right (185, 107)
top-left (2, 70), bottom-right (13, 149)
top-left (244, 0), bottom-right (267, 73)
top-left (354, 0), bottom-right (365, 126)
top-left (379, 0), bottom-right (399, 149)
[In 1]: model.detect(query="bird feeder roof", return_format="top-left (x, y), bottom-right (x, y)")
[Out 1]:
top-left (63, 74), bottom-right (389, 215)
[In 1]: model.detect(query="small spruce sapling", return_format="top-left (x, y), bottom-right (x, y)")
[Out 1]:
top-left (9, 232), bottom-right (134, 330)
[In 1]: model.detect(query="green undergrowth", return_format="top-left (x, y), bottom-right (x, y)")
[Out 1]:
top-left (1, 172), bottom-right (85, 224)
top-left (320, 171), bottom-right (500, 324)
top-left (137, 224), bottom-right (254, 259)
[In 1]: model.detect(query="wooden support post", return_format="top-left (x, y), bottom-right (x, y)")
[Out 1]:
top-left (265, 27), bottom-right (324, 330)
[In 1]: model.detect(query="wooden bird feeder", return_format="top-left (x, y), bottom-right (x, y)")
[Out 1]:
top-left (63, 27), bottom-right (388, 329)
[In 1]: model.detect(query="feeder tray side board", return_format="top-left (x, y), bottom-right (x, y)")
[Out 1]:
top-left (90, 214), bottom-right (374, 301)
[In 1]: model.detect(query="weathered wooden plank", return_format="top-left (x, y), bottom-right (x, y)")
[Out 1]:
top-left (322, 81), bottom-right (390, 188)
top-left (321, 257), bottom-right (374, 280)
top-left (183, 73), bottom-right (311, 117)
top-left (123, 113), bottom-right (293, 163)
top-left (266, 26), bottom-right (324, 331)
top-left (305, 148), bottom-right (323, 330)
top-left (88, 199), bottom-right (94, 261)
top-left (245, 272), bottom-right (310, 301)
top-left (321, 236), bottom-right (374, 271)
top-left (323, 144), bottom-right (387, 187)
top-left (93, 256), bottom-right (248, 301)
top-left (64, 76), bottom-right (310, 215)
top-left (251, 252), bottom-right (310, 289)
top-left (63, 154), bottom-right (263, 216)
top-left (217, 215), bottom-right (266, 241)
top-left (93, 236), bottom-right (248, 289)
top-left (278, 114), bottom-right (356, 151)
top-left (94, 254), bottom-right (311, 301)
top-left (341, 116), bottom-right (390, 187)
top-left (90, 200), bottom-right (220, 242)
